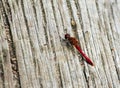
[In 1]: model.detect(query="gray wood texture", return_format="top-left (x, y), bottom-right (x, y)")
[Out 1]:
top-left (0, 0), bottom-right (120, 88)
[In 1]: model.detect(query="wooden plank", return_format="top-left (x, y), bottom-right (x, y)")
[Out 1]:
top-left (0, 12), bottom-right (14, 88)
top-left (0, 0), bottom-right (120, 88)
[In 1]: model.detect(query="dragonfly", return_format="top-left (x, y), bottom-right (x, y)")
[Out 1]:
top-left (64, 33), bottom-right (94, 66)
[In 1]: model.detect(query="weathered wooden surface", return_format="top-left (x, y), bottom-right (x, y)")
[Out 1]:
top-left (0, 0), bottom-right (120, 88)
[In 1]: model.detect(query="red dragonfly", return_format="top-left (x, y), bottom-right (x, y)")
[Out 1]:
top-left (65, 33), bottom-right (94, 66)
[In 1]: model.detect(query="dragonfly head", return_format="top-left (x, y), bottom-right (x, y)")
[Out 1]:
top-left (65, 33), bottom-right (70, 39)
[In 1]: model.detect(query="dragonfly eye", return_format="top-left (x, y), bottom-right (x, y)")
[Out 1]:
top-left (65, 34), bottom-right (70, 39)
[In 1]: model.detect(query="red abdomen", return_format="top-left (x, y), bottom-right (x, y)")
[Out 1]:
top-left (75, 45), bottom-right (94, 66)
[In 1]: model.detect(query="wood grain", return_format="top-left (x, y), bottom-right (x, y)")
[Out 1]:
top-left (0, 0), bottom-right (120, 88)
